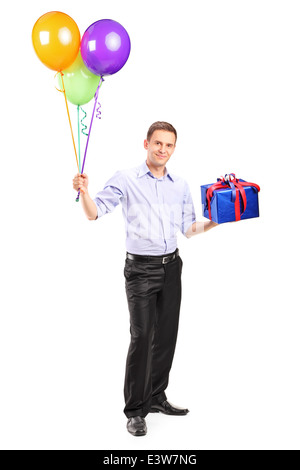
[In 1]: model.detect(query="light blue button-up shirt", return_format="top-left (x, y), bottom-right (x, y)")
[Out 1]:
top-left (93, 161), bottom-right (196, 255)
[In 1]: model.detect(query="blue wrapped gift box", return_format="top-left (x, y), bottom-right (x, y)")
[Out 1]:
top-left (201, 177), bottom-right (260, 224)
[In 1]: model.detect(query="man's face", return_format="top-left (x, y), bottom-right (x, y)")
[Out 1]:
top-left (144, 130), bottom-right (176, 168)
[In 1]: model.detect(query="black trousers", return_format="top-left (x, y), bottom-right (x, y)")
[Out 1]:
top-left (123, 250), bottom-right (183, 418)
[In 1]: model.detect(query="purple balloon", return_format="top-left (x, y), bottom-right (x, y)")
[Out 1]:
top-left (81, 19), bottom-right (131, 76)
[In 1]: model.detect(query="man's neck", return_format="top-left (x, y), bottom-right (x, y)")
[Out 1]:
top-left (146, 161), bottom-right (166, 179)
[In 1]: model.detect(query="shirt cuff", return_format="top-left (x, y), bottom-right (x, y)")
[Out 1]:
top-left (183, 219), bottom-right (197, 237)
top-left (93, 199), bottom-right (104, 220)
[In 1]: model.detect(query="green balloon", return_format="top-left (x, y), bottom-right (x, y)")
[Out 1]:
top-left (58, 51), bottom-right (100, 105)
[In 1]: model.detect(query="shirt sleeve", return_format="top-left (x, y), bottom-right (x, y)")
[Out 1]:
top-left (181, 181), bottom-right (196, 236)
top-left (93, 171), bottom-right (125, 220)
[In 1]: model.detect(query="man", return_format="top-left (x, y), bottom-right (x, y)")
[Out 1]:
top-left (73, 121), bottom-right (217, 437)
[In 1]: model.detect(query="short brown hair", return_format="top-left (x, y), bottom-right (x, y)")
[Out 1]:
top-left (147, 121), bottom-right (177, 142)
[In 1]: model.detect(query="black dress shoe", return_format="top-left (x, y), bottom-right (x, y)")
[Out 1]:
top-left (150, 400), bottom-right (189, 415)
top-left (127, 416), bottom-right (147, 436)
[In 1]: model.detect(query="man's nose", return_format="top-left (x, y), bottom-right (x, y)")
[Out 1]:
top-left (159, 145), bottom-right (167, 154)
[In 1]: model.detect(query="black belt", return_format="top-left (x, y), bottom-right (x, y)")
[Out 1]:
top-left (126, 249), bottom-right (179, 265)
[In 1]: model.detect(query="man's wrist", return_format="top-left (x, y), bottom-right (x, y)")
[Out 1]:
top-left (80, 189), bottom-right (90, 198)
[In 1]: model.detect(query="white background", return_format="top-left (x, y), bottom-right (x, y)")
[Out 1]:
top-left (0, 0), bottom-right (299, 450)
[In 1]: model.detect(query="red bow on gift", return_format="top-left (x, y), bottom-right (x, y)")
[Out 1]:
top-left (206, 173), bottom-right (260, 221)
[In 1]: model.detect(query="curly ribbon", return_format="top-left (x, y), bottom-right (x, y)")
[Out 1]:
top-left (55, 72), bottom-right (80, 174)
top-left (76, 76), bottom-right (104, 202)
top-left (96, 101), bottom-right (102, 119)
top-left (80, 107), bottom-right (88, 136)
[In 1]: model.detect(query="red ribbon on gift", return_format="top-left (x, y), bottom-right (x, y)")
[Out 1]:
top-left (206, 173), bottom-right (260, 221)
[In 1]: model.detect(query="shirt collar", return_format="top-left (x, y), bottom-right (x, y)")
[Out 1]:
top-left (137, 161), bottom-right (175, 182)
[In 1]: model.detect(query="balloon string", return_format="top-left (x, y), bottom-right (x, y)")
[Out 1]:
top-left (76, 77), bottom-right (104, 202)
top-left (80, 107), bottom-right (88, 136)
top-left (56, 72), bottom-right (80, 173)
top-left (75, 107), bottom-right (88, 202)
top-left (81, 77), bottom-right (104, 174)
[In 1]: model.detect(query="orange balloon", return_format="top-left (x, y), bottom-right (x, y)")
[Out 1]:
top-left (32, 11), bottom-right (80, 71)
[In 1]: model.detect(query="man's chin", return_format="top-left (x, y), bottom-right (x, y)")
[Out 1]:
top-left (155, 158), bottom-right (168, 165)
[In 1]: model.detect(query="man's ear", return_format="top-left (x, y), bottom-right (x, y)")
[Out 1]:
top-left (144, 139), bottom-right (149, 150)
